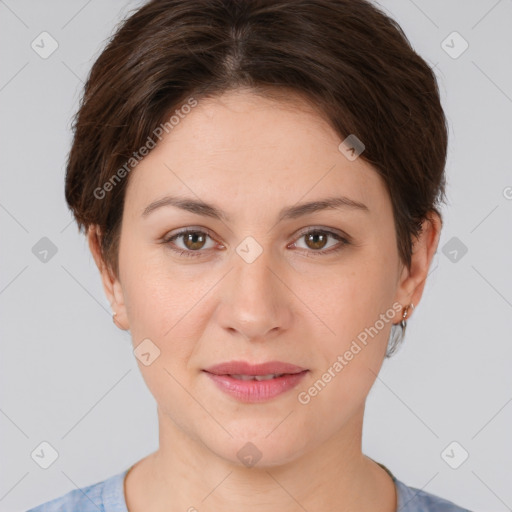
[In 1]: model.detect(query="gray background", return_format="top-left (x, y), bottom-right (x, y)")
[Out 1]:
top-left (1, 1), bottom-right (511, 511)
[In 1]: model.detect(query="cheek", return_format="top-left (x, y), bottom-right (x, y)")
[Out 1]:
top-left (123, 266), bottom-right (204, 418)
top-left (121, 247), bottom-right (215, 372)
top-left (310, 256), bottom-right (396, 341)
top-left (343, 235), bottom-right (400, 321)
top-left (120, 241), bottom-right (187, 332)
top-left (300, 306), bottom-right (389, 426)
top-left (304, 248), bottom-right (397, 395)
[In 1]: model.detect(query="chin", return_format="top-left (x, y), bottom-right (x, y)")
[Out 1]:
top-left (204, 429), bottom-right (310, 470)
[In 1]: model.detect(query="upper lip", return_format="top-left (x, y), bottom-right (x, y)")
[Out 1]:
top-left (203, 361), bottom-right (308, 376)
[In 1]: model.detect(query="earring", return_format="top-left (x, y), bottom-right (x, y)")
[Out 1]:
top-left (112, 311), bottom-right (126, 330)
top-left (386, 303), bottom-right (415, 358)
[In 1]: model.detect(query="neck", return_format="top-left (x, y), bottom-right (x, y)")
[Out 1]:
top-left (125, 405), bottom-right (396, 512)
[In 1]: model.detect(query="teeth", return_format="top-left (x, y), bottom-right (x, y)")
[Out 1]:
top-left (230, 373), bottom-right (284, 381)
top-left (230, 374), bottom-right (256, 381)
top-left (254, 374), bottom-right (282, 381)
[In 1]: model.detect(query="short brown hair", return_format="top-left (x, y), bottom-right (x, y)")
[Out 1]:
top-left (65, 0), bottom-right (448, 279)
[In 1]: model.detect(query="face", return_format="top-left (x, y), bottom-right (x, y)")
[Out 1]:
top-left (90, 88), bottom-right (438, 467)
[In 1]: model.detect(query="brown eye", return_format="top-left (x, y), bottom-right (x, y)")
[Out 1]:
top-left (291, 228), bottom-right (350, 256)
top-left (304, 231), bottom-right (329, 250)
top-left (163, 229), bottom-right (218, 258)
top-left (181, 231), bottom-right (207, 250)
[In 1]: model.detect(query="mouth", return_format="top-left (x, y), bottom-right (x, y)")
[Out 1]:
top-left (226, 373), bottom-right (292, 381)
top-left (203, 360), bottom-right (307, 376)
top-left (202, 361), bottom-right (309, 402)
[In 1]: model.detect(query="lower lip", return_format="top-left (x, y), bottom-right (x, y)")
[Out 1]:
top-left (204, 371), bottom-right (308, 403)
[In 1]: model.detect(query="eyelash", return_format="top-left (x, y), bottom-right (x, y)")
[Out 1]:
top-left (162, 228), bottom-right (351, 258)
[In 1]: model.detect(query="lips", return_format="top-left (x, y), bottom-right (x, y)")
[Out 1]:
top-left (203, 360), bottom-right (307, 377)
top-left (202, 360), bottom-right (309, 403)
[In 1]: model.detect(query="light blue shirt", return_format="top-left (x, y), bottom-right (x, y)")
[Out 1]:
top-left (26, 463), bottom-right (473, 511)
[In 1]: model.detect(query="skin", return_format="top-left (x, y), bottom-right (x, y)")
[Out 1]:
top-left (88, 88), bottom-right (441, 512)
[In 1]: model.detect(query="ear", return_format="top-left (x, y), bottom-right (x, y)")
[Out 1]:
top-left (87, 225), bottom-right (130, 331)
top-left (393, 212), bottom-right (442, 320)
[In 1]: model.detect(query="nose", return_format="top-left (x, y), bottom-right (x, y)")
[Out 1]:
top-left (215, 245), bottom-right (293, 342)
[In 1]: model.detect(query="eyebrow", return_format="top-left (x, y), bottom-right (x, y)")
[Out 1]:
top-left (141, 194), bottom-right (369, 222)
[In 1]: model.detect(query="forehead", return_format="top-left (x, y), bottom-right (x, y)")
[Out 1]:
top-left (123, 89), bottom-right (389, 222)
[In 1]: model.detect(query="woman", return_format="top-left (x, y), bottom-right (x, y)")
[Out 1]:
top-left (27, 0), bottom-right (472, 510)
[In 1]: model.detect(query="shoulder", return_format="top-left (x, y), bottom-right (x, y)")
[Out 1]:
top-left (395, 478), bottom-right (473, 512)
top-left (26, 468), bottom-right (129, 512)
